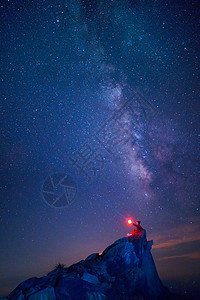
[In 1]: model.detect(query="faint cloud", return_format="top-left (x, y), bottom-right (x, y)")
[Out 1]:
top-left (153, 222), bottom-right (200, 250)
top-left (159, 252), bottom-right (200, 261)
top-left (154, 235), bottom-right (200, 250)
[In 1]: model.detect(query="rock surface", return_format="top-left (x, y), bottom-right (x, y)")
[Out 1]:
top-left (6, 230), bottom-right (169, 300)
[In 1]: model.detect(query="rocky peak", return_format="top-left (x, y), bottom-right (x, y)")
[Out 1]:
top-left (6, 230), bottom-right (169, 300)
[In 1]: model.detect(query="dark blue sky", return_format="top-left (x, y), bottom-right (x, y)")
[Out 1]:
top-left (1, 0), bottom-right (200, 298)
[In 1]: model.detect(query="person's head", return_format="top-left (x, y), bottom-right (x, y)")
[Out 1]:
top-left (137, 221), bottom-right (141, 225)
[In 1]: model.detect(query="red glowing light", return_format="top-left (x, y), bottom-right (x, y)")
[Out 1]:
top-left (128, 219), bottom-right (132, 224)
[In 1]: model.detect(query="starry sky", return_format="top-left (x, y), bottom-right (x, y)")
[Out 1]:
top-left (1, 0), bottom-right (200, 298)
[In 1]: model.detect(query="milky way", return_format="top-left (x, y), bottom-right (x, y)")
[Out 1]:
top-left (1, 0), bottom-right (200, 298)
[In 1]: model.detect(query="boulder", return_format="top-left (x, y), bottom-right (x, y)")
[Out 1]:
top-left (55, 278), bottom-right (99, 300)
top-left (81, 273), bottom-right (99, 285)
top-left (28, 287), bottom-right (56, 300)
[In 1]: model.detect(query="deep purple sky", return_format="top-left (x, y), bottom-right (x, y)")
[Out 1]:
top-left (1, 0), bottom-right (200, 298)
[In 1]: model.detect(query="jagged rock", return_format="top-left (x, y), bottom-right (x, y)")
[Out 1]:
top-left (55, 278), bottom-right (99, 299)
top-left (85, 253), bottom-right (99, 261)
top-left (85, 291), bottom-right (107, 299)
top-left (28, 287), bottom-right (56, 299)
top-left (81, 273), bottom-right (99, 285)
top-left (7, 278), bottom-right (40, 300)
top-left (7, 231), bottom-right (169, 300)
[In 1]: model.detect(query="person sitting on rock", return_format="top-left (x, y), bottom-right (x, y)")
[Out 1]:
top-left (132, 221), bottom-right (144, 233)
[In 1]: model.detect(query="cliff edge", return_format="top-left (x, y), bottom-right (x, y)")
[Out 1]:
top-left (6, 230), bottom-right (169, 300)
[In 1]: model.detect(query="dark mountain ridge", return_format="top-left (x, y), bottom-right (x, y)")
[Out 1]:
top-left (4, 230), bottom-right (181, 299)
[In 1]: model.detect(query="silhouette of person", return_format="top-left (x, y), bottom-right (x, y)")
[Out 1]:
top-left (132, 221), bottom-right (144, 232)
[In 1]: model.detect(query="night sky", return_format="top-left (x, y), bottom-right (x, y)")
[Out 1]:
top-left (1, 0), bottom-right (200, 298)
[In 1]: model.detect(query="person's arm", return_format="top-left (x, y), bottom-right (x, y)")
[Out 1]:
top-left (132, 223), bottom-right (137, 227)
